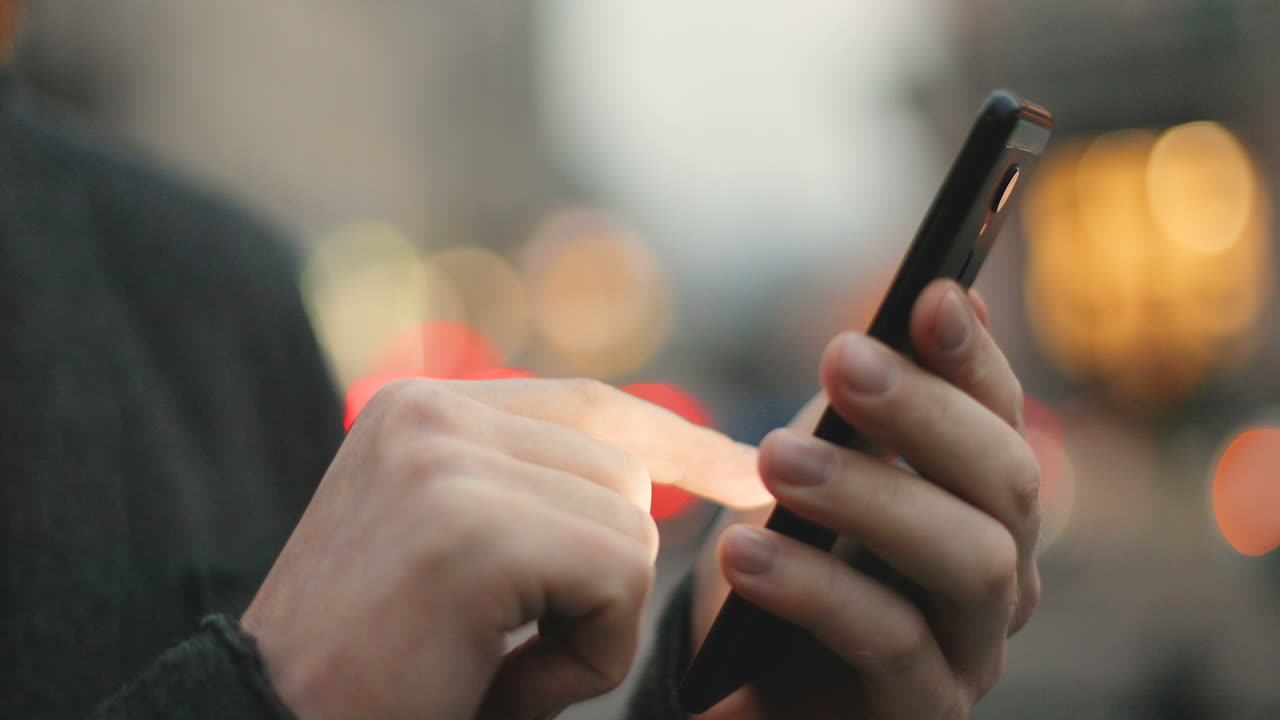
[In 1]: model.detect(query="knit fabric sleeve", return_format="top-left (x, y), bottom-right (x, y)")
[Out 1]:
top-left (624, 573), bottom-right (696, 720)
top-left (88, 615), bottom-right (296, 720)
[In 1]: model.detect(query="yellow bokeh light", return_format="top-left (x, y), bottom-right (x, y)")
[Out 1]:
top-left (303, 221), bottom-right (427, 385)
top-left (1023, 123), bottom-right (1271, 412)
top-left (1147, 122), bottom-right (1256, 254)
top-left (425, 246), bottom-right (530, 362)
top-left (522, 210), bottom-right (673, 379)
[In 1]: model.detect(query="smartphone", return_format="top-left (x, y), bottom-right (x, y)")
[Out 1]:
top-left (677, 90), bottom-right (1053, 714)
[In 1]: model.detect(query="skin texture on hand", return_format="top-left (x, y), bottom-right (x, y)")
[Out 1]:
top-left (691, 280), bottom-right (1041, 720)
top-left (240, 378), bottom-right (763, 720)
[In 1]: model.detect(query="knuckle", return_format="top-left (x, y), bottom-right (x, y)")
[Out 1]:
top-left (398, 436), bottom-right (471, 485)
top-left (596, 658), bottom-right (631, 692)
top-left (941, 697), bottom-right (976, 720)
top-left (613, 449), bottom-right (652, 507)
top-left (1011, 567), bottom-right (1042, 633)
top-left (640, 514), bottom-right (661, 558)
top-left (592, 634), bottom-right (638, 691)
top-left (914, 381), bottom-right (959, 435)
top-left (561, 376), bottom-right (615, 411)
top-left (602, 492), bottom-right (660, 557)
top-left (966, 521), bottom-right (1019, 608)
top-left (363, 377), bottom-right (418, 411)
top-left (592, 533), bottom-right (656, 609)
top-left (855, 462), bottom-right (905, 521)
top-left (621, 540), bottom-right (657, 599)
top-left (1004, 441), bottom-right (1043, 521)
top-left (626, 501), bottom-right (661, 558)
top-left (559, 377), bottom-right (627, 437)
top-left (1008, 379), bottom-right (1027, 428)
top-left (951, 349), bottom-right (989, 391)
top-left (386, 382), bottom-right (462, 435)
top-left (606, 543), bottom-right (657, 628)
top-left (417, 477), bottom-right (493, 551)
top-left (809, 558), bottom-right (847, 631)
top-left (873, 612), bottom-right (932, 676)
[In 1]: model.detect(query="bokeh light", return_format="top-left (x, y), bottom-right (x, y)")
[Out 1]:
top-left (302, 221), bottom-right (430, 386)
top-left (343, 375), bottom-right (413, 431)
top-left (1211, 428), bottom-right (1280, 556)
top-left (1024, 395), bottom-right (1075, 550)
top-left (425, 246), bottom-right (531, 361)
top-left (1024, 123), bottom-right (1271, 413)
top-left (459, 368), bottom-right (539, 381)
top-left (1147, 122), bottom-right (1256, 254)
top-left (522, 209), bottom-right (674, 379)
top-left (1056, 397), bottom-right (1160, 547)
top-left (366, 321), bottom-right (503, 379)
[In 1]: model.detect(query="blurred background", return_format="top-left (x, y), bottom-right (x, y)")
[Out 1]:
top-left (14, 0), bottom-right (1280, 717)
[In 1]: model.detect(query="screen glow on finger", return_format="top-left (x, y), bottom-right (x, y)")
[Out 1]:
top-left (1211, 428), bottom-right (1280, 556)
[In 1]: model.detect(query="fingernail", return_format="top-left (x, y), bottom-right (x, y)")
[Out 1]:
top-left (770, 432), bottom-right (830, 486)
top-left (724, 526), bottom-right (777, 575)
top-left (936, 287), bottom-right (971, 352)
top-left (841, 335), bottom-right (894, 395)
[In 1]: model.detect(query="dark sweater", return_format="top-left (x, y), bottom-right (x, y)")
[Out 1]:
top-left (0, 77), bottom-right (691, 718)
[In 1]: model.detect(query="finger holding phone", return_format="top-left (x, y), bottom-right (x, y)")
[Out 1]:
top-left (681, 92), bottom-right (1052, 718)
top-left (691, 281), bottom-right (1040, 719)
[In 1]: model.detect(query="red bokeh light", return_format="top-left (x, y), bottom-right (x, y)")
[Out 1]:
top-left (1023, 395), bottom-right (1066, 507)
top-left (344, 374), bottom-right (413, 431)
top-left (459, 368), bottom-right (539, 380)
top-left (367, 321), bottom-right (502, 379)
top-left (1212, 428), bottom-right (1280, 556)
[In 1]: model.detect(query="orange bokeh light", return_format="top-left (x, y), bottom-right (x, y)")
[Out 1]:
top-left (1023, 123), bottom-right (1271, 413)
top-left (522, 209), bottom-right (673, 378)
top-left (1212, 428), bottom-right (1280, 556)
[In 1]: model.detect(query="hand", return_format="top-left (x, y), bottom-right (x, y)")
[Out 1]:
top-left (241, 378), bottom-right (764, 720)
top-left (691, 280), bottom-right (1041, 719)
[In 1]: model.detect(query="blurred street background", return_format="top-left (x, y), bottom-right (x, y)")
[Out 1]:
top-left (14, 1), bottom-right (1280, 717)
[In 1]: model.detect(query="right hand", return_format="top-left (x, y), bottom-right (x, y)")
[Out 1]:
top-left (241, 378), bottom-right (765, 720)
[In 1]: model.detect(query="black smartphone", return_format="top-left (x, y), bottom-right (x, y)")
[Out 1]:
top-left (678, 90), bottom-right (1053, 714)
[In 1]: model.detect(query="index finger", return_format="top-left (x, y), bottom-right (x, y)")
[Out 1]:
top-left (909, 280), bottom-right (1025, 434)
top-left (434, 378), bottom-right (771, 509)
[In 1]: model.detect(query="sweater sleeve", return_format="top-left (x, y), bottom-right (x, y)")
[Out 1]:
top-left (624, 573), bottom-right (695, 720)
top-left (87, 616), bottom-right (296, 720)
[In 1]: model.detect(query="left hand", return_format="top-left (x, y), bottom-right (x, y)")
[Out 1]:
top-left (691, 280), bottom-right (1042, 719)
